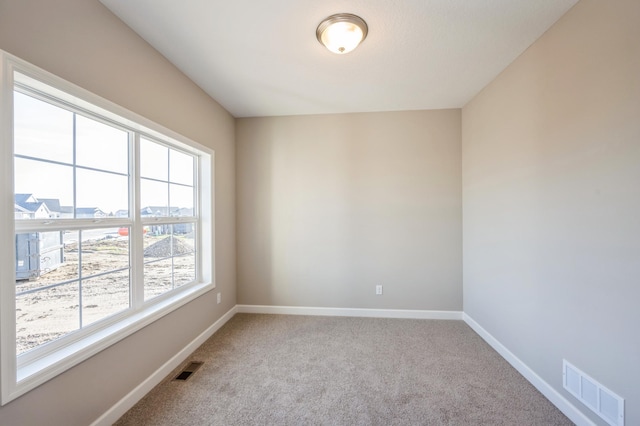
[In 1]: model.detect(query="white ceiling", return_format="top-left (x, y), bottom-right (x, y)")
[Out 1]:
top-left (100, 0), bottom-right (578, 118)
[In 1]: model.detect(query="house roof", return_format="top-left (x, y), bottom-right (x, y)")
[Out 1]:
top-left (14, 194), bottom-right (50, 214)
top-left (39, 198), bottom-right (62, 212)
top-left (15, 193), bottom-right (36, 205)
top-left (76, 207), bottom-right (106, 215)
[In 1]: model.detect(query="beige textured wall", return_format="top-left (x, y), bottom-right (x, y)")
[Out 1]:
top-left (462, 0), bottom-right (640, 424)
top-left (0, 0), bottom-right (235, 424)
top-left (237, 110), bottom-right (462, 310)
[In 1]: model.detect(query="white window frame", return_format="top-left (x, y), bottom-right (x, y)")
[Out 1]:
top-left (0, 50), bottom-right (215, 405)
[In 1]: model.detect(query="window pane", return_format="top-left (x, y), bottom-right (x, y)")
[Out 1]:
top-left (169, 149), bottom-right (194, 185)
top-left (143, 230), bottom-right (174, 257)
top-left (14, 158), bottom-right (73, 218)
top-left (174, 252), bottom-right (195, 288)
top-left (173, 222), bottom-right (195, 236)
top-left (141, 178), bottom-right (168, 217)
top-left (170, 184), bottom-right (194, 215)
top-left (16, 281), bottom-right (80, 355)
top-left (16, 231), bottom-right (78, 286)
top-left (15, 229), bottom-right (132, 352)
top-left (13, 91), bottom-right (73, 164)
top-left (143, 257), bottom-right (173, 301)
top-left (80, 228), bottom-right (130, 325)
top-left (82, 270), bottom-right (130, 326)
top-left (143, 226), bottom-right (196, 300)
top-left (140, 138), bottom-right (168, 181)
top-left (81, 229), bottom-right (129, 277)
top-left (143, 226), bottom-right (195, 257)
top-left (77, 169), bottom-right (128, 217)
top-left (76, 115), bottom-right (128, 174)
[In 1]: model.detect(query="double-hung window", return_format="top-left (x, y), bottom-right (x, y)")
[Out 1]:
top-left (0, 50), bottom-right (214, 404)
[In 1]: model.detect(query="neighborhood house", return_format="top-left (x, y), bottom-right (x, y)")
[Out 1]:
top-left (14, 194), bottom-right (191, 280)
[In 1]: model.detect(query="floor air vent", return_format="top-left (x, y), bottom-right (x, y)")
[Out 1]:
top-left (563, 360), bottom-right (624, 426)
top-left (173, 361), bottom-right (203, 381)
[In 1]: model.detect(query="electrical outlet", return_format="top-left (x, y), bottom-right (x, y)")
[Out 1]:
top-left (376, 285), bottom-right (383, 295)
top-left (217, 292), bottom-right (221, 304)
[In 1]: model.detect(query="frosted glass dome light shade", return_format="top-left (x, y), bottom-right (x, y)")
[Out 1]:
top-left (316, 14), bottom-right (368, 54)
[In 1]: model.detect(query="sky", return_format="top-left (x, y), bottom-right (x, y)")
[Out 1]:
top-left (14, 91), bottom-right (194, 215)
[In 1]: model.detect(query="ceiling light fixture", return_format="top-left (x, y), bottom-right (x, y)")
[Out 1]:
top-left (316, 13), bottom-right (368, 54)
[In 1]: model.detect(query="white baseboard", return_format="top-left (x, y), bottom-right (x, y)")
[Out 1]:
top-left (463, 313), bottom-right (595, 426)
top-left (237, 304), bottom-right (463, 320)
top-left (90, 305), bottom-right (238, 426)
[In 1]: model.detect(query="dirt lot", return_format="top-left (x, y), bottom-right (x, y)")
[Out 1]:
top-left (15, 234), bottom-right (195, 355)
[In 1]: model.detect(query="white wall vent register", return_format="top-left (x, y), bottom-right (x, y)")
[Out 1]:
top-left (563, 360), bottom-right (624, 426)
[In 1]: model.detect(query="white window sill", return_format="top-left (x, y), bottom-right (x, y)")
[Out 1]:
top-left (8, 282), bottom-right (214, 404)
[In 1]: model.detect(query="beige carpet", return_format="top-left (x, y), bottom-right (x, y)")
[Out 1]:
top-left (115, 314), bottom-right (572, 425)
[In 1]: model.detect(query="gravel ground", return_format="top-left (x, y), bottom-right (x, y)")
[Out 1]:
top-left (15, 235), bottom-right (195, 355)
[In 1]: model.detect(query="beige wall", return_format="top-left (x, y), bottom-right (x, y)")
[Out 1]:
top-left (0, 0), bottom-right (235, 424)
top-left (462, 0), bottom-right (640, 424)
top-left (237, 110), bottom-right (462, 310)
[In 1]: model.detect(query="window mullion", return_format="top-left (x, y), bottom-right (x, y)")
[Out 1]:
top-left (0, 56), bottom-right (18, 405)
top-left (130, 132), bottom-right (144, 309)
top-left (73, 113), bottom-right (83, 329)
top-left (194, 156), bottom-right (202, 284)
